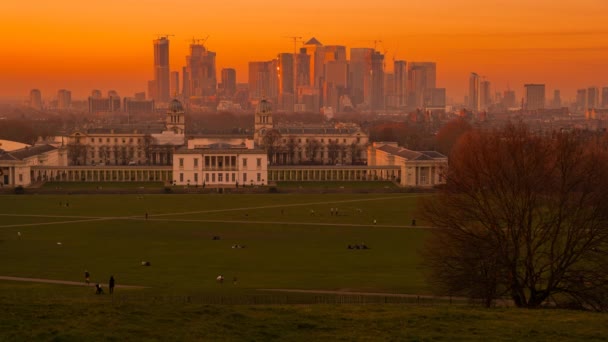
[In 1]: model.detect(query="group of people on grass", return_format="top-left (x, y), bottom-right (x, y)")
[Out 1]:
top-left (85, 270), bottom-right (115, 295)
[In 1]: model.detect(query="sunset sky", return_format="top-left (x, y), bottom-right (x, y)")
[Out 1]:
top-left (1, 0), bottom-right (607, 103)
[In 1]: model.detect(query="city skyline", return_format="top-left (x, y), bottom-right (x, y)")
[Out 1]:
top-left (1, 0), bottom-right (607, 102)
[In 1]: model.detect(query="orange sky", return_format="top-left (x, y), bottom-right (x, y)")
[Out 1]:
top-left (1, 0), bottom-right (607, 103)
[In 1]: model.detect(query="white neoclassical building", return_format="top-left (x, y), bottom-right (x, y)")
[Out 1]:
top-left (367, 142), bottom-right (447, 187)
top-left (0, 144), bottom-right (68, 187)
top-left (172, 138), bottom-right (267, 187)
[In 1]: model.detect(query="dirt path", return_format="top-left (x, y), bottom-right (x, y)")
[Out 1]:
top-left (257, 288), bottom-right (462, 300)
top-left (0, 276), bottom-right (146, 289)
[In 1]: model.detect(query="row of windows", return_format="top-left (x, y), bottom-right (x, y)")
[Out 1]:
top-left (178, 157), bottom-right (263, 168)
top-left (178, 172), bottom-right (262, 183)
top-left (282, 138), bottom-right (362, 144)
top-left (88, 137), bottom-right (143, 144)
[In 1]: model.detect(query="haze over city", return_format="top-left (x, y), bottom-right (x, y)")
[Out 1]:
top-left (2, 0), bottom-right (608, 103)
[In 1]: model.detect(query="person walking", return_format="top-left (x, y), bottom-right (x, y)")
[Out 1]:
top-left (109, 275), bottom-right (115, 294)
top-left (85, 270), bottom-right (90, 285)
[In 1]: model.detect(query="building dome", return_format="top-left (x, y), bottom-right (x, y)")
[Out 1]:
top-left (169, 98), bottom-right (184, 112)
top-left (256, 99), bottom-right (272, 114)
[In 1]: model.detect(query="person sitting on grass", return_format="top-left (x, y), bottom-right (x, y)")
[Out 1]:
top-left (95, 283), bottom-right (104, 294)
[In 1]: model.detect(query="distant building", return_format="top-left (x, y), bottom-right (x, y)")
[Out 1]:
top-left (407, 62), bottom-right (436, 109)
top-left (552, 89), bottom-right (561, 108)
top-left (88, 96), bottom-right (121, 114)
top-left (170, 71), bottom-right (179, 97)
top-left (173, 139), bottom-right (267, 187)
top-left (367, 142), bottom-right (447, 187)
top-left (468, 73), bottom-right (480, 112)
top-left (153, 36), bottom-right (171, 102)
top-left (0, 144), bottom-right (68, 187)
top-left (184, 42), bottom-right (217, 98)
top-left (394, 60), bottom-right (407, 108)
top-left (29, 89), bottom-right (42, 110)
top-left (253, 99), bottom-right (369, 165)
top-left (587, 87), bottom-right (600, 109)
top-left (220, 68), bottom-right (237, 98)
top-left (57, 89), bottom-right (72, 110)
top-left (248, 60), bottom-right (278, 102)
top-left (123, 98), bottom-right (155, 113)
top-left (525, 84), bottom-right (545, 111)
top-left (602, 87), bottom-right (608, 108)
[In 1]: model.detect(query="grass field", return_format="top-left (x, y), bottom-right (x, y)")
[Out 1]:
top-left (1, 192), bottom-right (606, 340)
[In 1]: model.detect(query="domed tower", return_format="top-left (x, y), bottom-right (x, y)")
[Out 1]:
top-left (165, 98), bottom-right (185, 134)
top-left (254, 99), bottom-right (273, 145)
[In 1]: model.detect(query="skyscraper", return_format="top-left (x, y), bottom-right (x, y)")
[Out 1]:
top-left (503, 90), bottom-right (516, 108)
top-left (295, 48), bottom-right (311, 88)
top-left (525, 84), bottom-right (545, 111)
top-left (220, 68), bottom-right (237, 98)
top-left (29, 89), bottom-right (42, 110)
top-left (153, 36), bottom-right (170, 102)
top-left (394, 60), bottom-right (407, 108)
top-left (57, 89), bottom-right (71, 110)
top-left (480, 80), bottom-right (491, 110)
top-left (277, 53), bottom-right (295, 112)
top-left (552, 89), bottom-right (561, 108)
top-left (576, 89), bottom-right (587, 110)
top-left (303, 38), bottom-right (325, 89)
top-left (407, 62), bottom-right (436, 109)
top-left (185, 42), bottom-right (217, 98)
top-left (370, 51), bottom-right (385, 111)
top-left (349, 48), bottom-right (374, 107)
top-left (602, 87), bottom-right (608, 108)
top-left (248, 60), bottom-right (278, 101)
top-left (587, 87), bottom-right (599, 109)
top-left (468, 73), bottom-right (480, 112)
top-left (170, 71), bottom-right (179, 97)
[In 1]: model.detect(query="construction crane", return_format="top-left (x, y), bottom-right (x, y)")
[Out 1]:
top-left (358, 39), bottom-right (383, 50)
top-left (185, 35), bottom-right (210, 48)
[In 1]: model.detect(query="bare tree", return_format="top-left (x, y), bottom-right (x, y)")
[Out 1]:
top-left (305, 139), bottom-right (321, 163)
top-left (422, 123), bottom-right (608, 310)
top-left (262, 129), bottom-right (282, 165)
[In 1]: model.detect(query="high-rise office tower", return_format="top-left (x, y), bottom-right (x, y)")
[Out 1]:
top-left (394, 60), bottom-right (407, 108)
top-left (407, 62), bottom-right (436, 108)
top-left (181, 67), bottom-right (190, 99)
top-left (525, 84), bottom-right (545, 111)
top-left (502, 90), bottom-right (516, 108)
top-left (602, 87), bottom-right (608, 108)
top-left (248, 60), bottom-right (278, 101)
top-left (220, 68), bottom-right (237, 98)
top-left (576, 89), bottom-right (587, 110)
top-left (185, 42), bottom-right (217, 97)
top-left (303, 38), bottom-right (325, 89)
top-left (552, 89), bottom-right (561, 108)
top-left (480, 80), bottom-right (491, 110)
top-left (153, 36), bottom-right (171, 102)
top-left (324, 60), bottom-right (349, 111)
top-left (370, 51), bottom-right (385, 111)
top-left (29, 89), bottom-right (42, 110)
top-left (296, 48), bottom-right (310, 87)
top-left (587, 87), bottom-right (599, 109)
top-left (349, 48), bottom-right (374, 107)
top-left (170, 71), bottom-right (179, 97)
top-left (57, 89), bottom-right (71, 110)
top-left (277, 53), bottom-right (295, 111)
top-left (468, 73), bottom-right (480, 112)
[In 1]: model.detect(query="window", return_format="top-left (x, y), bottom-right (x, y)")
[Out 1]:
top-left (212, 173), bottom-right (216, 182)
top-left (243, 158), bottom-right (248, 168)
top-left (256, 158), bottom-right (261, 167)
top-left (91, 138), bottom-right (94, 143)
top-left (225, 173), bottom-right (229, 182)
top-left (106, 138), bottom-right (110, 143)
top-left (122, 139), bottom-right (126, 143)
top-left (179, 158), bottom-right (184, 167)
top-left (243, 173), bottom-right (247, 182)
top-left (343, 139), bottom-right (346, 143)
top-left (137, 138), bottom-right (141, 143)
top-left (218, 173), bottom-right (223, 182)
top-left (194, 158), bottom-right (198, 167)
top-left (179, 173), bottom-right (183, 182)
top-left (205, 156), bottom-right (210, 167)
top-left (298, 139), bottom-right (301, 143)
top-left (232, 173), bottom-right (235, 182)
top-left (19, 174), bottom-right (23, 182)
top-left (129, 138), bottom-right (133, 143)
top-left (194, 173), bottom-right (198, 183)
top-left (98, 138), bottom-right (102, 143)
top-left (114, 138), bottom-right (118, 143)
top-left (257, 173), bottom-right (261, 182)
top-left (205, 173), bottom-right (209, 182)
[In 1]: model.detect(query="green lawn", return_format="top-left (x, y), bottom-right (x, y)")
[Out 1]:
top-left (2, 193), bottom-right (603, 341)
top-left (42, 181), bottom-right (166, 189)
top-left (276, 181), bottom-right (398, 189)
top-left (0, 194), bottom-right (428, 294)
